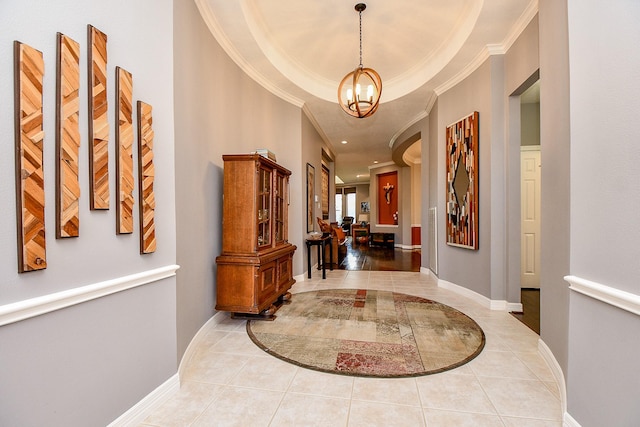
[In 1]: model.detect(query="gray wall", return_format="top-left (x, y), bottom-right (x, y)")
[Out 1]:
top-left (435, 60), bottom-right (493, 298)
top-left (566, 0), bottom-right (640, 424)
top-left (173, 0), bottom-right (320, 359)
top-left (0, 0), bottom-right (177, 425)
top-left (425, 14), bottom-right (539, 304)
top-left (538, 0), bottom-right (571, 377)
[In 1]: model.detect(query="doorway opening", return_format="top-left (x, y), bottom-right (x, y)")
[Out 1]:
top-left (510, 76), bottom-right (541, 334)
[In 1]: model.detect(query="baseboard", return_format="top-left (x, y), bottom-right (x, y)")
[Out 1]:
top-left (437, 278), bottom-right (492, 309)
top-left (506, 302), bottom-right (523, 312)
top-left (537, 338), bottom-right (573, 425)
top-left (0, 264), bottom-right (180, 327)
top-left (294, 273), bottom-right (306, 282)
top-left (107, 373), bottom-right (180, 427)
top-left (435, 278), bottom-right (521, 311)
top-left (396, 244), bottom-right (421, 250)
top-left (564, 412), bottom-right (582, 427)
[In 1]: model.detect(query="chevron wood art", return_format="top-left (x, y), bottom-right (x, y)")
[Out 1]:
top-left (116, 67), bottom-right (134, 234)
top-left (88, 25), bottom-right (109, 210)
top-left (14, 41), bottom-right (47, 272)
top-left (55, 33), bottom-right (81, 238)
top-left (137, 101), bottom-right (156, 253)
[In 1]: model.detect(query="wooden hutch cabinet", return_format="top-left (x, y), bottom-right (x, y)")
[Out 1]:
top-left (215, 154), bottom-right (297, 317)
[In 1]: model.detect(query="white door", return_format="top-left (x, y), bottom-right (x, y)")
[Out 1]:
top-left (521, 147), bottom-right (541, 288)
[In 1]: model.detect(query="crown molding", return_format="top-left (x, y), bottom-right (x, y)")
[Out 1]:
top-left (435, 0), bottom-right (539, 97)
top-left (194, 0), bottom-right (304, 108)
top-left (502, 0), bottom-right (539, 53)
top-left (389, 91), bottom-right (436, 149)
top-left (368, 161), bottom-right (396, 170)
top-left (302, 104), bottom-right (333, 149)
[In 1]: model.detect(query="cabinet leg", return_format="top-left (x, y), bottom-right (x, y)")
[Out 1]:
top-left (280, 292), bottom-right (292, 305)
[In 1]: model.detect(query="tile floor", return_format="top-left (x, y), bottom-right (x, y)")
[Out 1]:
top-left (140, 270), bottom-right (562, 427)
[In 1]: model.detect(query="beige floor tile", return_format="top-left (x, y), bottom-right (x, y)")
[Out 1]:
top-left (142, 381), bottom-right (224, 426)
top-left (210, 313), bottom-right (247, 332)
top-left (271, 393), bottom-right (350, 426)
top-left (352, 377), bottom-right (421, 407)
top-left (501, 417), bottom-right (563, 427)
top-left (468, 350), bottom-right (537, 380)
top-left (416, 373), bottom-right (497, 414)
top-left (191, 385), bottom-right (283, 427)
top-left (423, 409), bottom-right (505, 427)
top-left (348, 400), bottom-right (426, 426)
top-left (227, 356), bottom-right (297, 391)
top-left (141, 271), bottom-right (562, 426)
top-left (191, 329), bottom-right (230, 353)
top-left (288, 368), bottom-right (354, 399)
top-left (182, 352), bottom-right (251, 385)
top-left (543, 381), bottom-right (561, 400)
top-left (478, 377), bottom-right (561, 420)
top-left (513, 351), bottom-right (556, 382)
top-left (208, 330), bottom-right (266, 357)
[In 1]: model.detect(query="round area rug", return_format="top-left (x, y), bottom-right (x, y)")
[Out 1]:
top-left (246, 289), bottom-right (485, 378)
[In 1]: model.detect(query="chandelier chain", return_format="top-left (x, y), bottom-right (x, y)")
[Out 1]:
top-left (358, 8), bottom-right (363, 68)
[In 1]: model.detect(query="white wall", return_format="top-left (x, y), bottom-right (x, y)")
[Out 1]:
top-left (0, 0), bottom-right (177, 425)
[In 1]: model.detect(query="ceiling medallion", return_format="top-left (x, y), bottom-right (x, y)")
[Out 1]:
top-left (338, 3), bottom-right (382, 119)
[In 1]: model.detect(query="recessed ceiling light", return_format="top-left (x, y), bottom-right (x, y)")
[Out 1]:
top-left (373, 160), bottom-right (379, 164)
top-left (341, 140), bottom-right (348, 144)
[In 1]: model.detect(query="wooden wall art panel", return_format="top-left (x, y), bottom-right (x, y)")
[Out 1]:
top-left (14, 41), bottom-right (47, 272)
top-left (88, 25), bottom-right (109, 210)
top-left (116, 67), bottom-right (134, 234)
top-left (446, 111), bottom-right (479, 250)
top-left (55, 33), bottom-right (81, 238)
top-left (137, 101), bottom-right (156, 253)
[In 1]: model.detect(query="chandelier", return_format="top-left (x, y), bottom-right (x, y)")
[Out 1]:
top-left (338, 3), bottom-right (382, 118)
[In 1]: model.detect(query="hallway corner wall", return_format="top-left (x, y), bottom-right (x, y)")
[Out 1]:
top-left (565, 0), bottom-right (640, 424)
top-left (173, 0), bottom-right (303, 361)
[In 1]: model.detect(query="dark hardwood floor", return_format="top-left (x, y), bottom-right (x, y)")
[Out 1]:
top-left (511, 288), bottom-right (540, 334)
top-left (337, 237), bottom-right (421, 271)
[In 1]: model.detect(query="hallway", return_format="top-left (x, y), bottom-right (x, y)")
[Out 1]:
top-left (141, 270), bottom-right (562, 426)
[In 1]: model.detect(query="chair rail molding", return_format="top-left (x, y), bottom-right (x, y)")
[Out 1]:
top-left (565, 275), bottom-right (640, 317)
top-left (0, 264), bottom-right (180, 326)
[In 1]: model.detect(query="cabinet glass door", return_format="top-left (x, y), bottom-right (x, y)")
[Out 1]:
top-left (257, 166), bottom-right (272, 247)
top-left (275, 172), bottom-right (285, 243)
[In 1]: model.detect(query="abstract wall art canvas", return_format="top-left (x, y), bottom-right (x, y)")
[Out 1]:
top-left (446, 111), bottom-right (479, 250)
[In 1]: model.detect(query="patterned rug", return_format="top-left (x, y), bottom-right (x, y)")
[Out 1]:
top-left (246, 289), bottom-right (485, 378)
